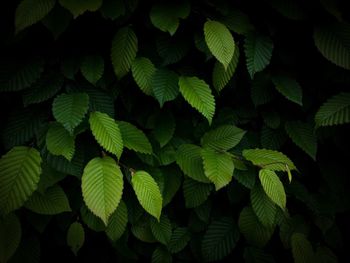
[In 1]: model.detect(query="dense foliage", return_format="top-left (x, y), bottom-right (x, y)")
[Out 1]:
top-left (0, 0), bottom-right (350, 262)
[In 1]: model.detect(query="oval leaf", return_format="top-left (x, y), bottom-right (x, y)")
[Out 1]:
top-left (67, 222), bottom-right (85, 256)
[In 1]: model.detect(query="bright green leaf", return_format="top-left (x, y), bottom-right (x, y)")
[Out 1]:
top-left (82, 156), bottom-right (124, 225)
top-left (46, 123), bottom-right (75, 161)
top-left (259, 169), bottom-right (286, 210)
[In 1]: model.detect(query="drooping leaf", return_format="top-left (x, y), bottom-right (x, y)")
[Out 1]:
top-left (0, 213), bottom-right (21, 263)
top-left (117, 121), bottom-right (152, 154)
top-left (80, 56), bottom-right (104, 85)
top-left (250, 184), bottom-right (277, 227)
top-left (183, 177), bottom-right (212, 208)
top-left (152, 69), bottom-right (179, 107)
top-left (315, 92), bottom-right (350, 127)
top-left (150, 2), bottom-right (190, 35)
top-left (24, 185), bottom-right (71, 215)
top-left (167, 227), bottom-right (191, 254)
top-left (131, 171), bottom-right (163, 220)
top-left (291, 233), bottom-right (315, 263)
top-left (243, 148), bottom-right (296, 171)
top-left (212, 46), bottom-right (240, 92)
top-left (111, 27), bottom-right (138, 79)
top-left (0, 147), bottom-right (42, 215)
top-left (105, 200), bottom-right (128, 241)
top-left (259, 169), bottom-right (286, 210)
top-left (285, 121), bottom-right (317, 160)
top-left (244, 32), bottom-right (274, 78)
top-left (59, 0), bottom-right (103, 18)
top-left (67, 222), bottom-right (85, 256)
top-left (15, 0), bottom-right (56, 33)
top-left (314, 23), bottom-right (350, 70)
top-left (52, 92), bottom-right (89, 135)
top-left (153, 110), bottom-right (176, 148)
top-left (204, 20), bottom-right (235, 69)
top-left (176, 144), bottom-right (210, 183)
top-left (201, 148), bottom-right (234, 190)
top-left (201, 125), bottom-right (246, 151)
top-left (89, 111), bottom-right (123, 159)
top-left (238, 207), bottom-right (274, 247)
top-left (46, 123), bottom-right (75, 161)
top-left (178, 76), bottom-right (215, 124)
top-left (272, 75), bottom-right (303, 105)
top-left (82, 156), bottom-right (124, 225)
top-left (201, 217), bottom-right (240, 262)
top-left (150, 214), bottom-right (172, 245)
top-left (131, 57), bottom-right (156, 95)
top-left (152, 246), bottom-right (173, 263)
top-left (22, 72), bottom-right (63, 106)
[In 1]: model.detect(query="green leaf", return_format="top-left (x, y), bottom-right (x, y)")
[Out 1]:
top-left (52, 93), bottom-right (89, 135)
top-left (131, 57), bottom-right (156, 95)
top-left (67, 222), bottom-right (85, 256)
top-left (285, 121), bottom-right (317, 160)
top-left (150, 214), bottom-right (172, 245)
top-left (85, 87), bottom-right (115, 118)
top-left (201, 217), bottom-right (240, 262)
top-left (176, 144), bottom-right (210, 183)
top-left (0, 147), bottom-right (42, 215)
top-left (314, 23), bottom-right (350, 70)
top-left (15, 0), bottom-right (56, 33)
top-left (291, 233), bottom-right (315, 263)
top-left (46, 123), bottom-right (75, 161)
top-left (259, 169), bottom-right (286, 210)
top-left (152, 69), bottom-right (179, 107)
top-left (162, 167), bottom-right (182, 207)
top-left (250, 72), bottom-right (275, 107)
top-left (153, 111), bottom-right (176, 148)
top-left (201, 148), bottom-right (234, 190)
top-left (89, 111), bottom-right (123, 159)
top-left (201, 125), bottom-right (246, 151)
top-left (42, 5), bottom-right (72, 39)
top-left (204, 20), bottom-right (235, 69)
top-left (131, 171), bottom-right (163, 220)
top-left (82, 156), bottom-right (124, 225)
top-left (22, 72), bottom-right (63, 106)
top-left (156, 35), bottom-right (189, 65)
top-left (183, 177), bottom-right (212, 208)
top-left (117, 121), bottom-right (152, 154)
top-left (212, 46), bottom-right (240, 92)
top-left (238, 207), bottom-right (274, 247)
top-left (167, 227), bottom-right (191, 254)
top-left (24, 185), bottom-right (71, 215)
top-left (81, 56), bottom-right (104, 85)
top-left (0, 58), bottom-right (44, 92)
top-left (105, 200), bottom-right (128, 241)
top-left (111, 27), bottom-right (138, 80)
top-left (80, 205), bottom-right (105, 232)
top-left (0, 213), bottom-right (21, 263)
top-left (152, 246), bottom-right (173, 263)
top-left (250, 184), bottom-right (277, 227)
top-left (222, 9), bottom-right (254, 35)
top-left (243, 148), bottom-right (296, 171)
top-left (179, 76), bottom-right (215, 124)
top-left (131, 217), bottom-right (157, 243)
top-left (150, 2), bottom-right (190, 35)
top-left (272, 75), bottom-right (303, 105)
top-left (244, 32), bottom-right (274, 78)
top-left (315, 92), bottom-right (350, 127)
top-left (59, 0), bottom-right (103, 18)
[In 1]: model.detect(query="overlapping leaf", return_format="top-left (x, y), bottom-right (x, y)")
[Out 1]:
top-left (183, 177), bottom-right (212, 208)
top-left (150, 214), bottom-right (172, 245)
top-left (167, 227), bottom-right (191, 254)
top-left (204, 21), bottom-right (235, 69)
top-left (178, 76), bottom-right (215, 124)
top-left (81, 56), bottom-right (104, 85)
top-left (201, 148), bottom-right (234, 190)
top-left (131, 171), bottom-right (163, 220)
top-left (259, 169), bottom-right (286, 210)
top-left (89, 111), bottom-right (123, 158)
top-left (131, 57), bottom-right (156, 95)
top-left (52, 93), bottom-right (89, 135)
top-left (0, 147), bottom-right (42, 215)
top-left (315, 92), bottom-right (350, 127)
top-left (272, 75), bottom-right (303, 105)
top-left (24, 185), bottom-right (71, 215)
top-left (111, 27), bottom-right (138, 79)
top-left (105, 200), bottom-right (128, 241)
top-left (152, 69), bottom-right (179, 107)
top-left (46, 123), bottom-right (75, 161)
top-left (82, 156), bottom-right (124, 225)
top-left (117, 121), bottom-right (152, 154)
